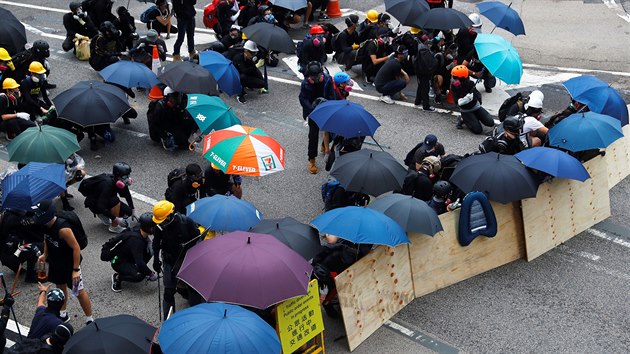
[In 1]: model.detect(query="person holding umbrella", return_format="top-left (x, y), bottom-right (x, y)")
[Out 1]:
top-left (457, 13), bottom-right (496, 93)
top-left (172, 0), bottom-right (197, 61)
top-left (151, 200), bottom-right (200, 319)
top-left (62, 2), bottom-right (97, 53)
top-left (233, 41), bottom-right (267, 104)
top-left (0, 78), bottom-right (36, 140)
top-left (148, 87), bottom-right (196, 151)
top-left (450, 65), bottom-right (494, 134)
top-left (546, 99), bottom-right (589, 129)
top-left (19, 61), bottom-right (54, 119)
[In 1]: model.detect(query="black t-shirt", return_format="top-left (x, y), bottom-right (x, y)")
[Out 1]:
top-left (0, 94), bottom-right (17, 116)
top-left (413, 143), bottom-right (446, 165)
top-left (44, 218), bottom-right (74, 263)
top-left (374, 57), bottom-right (401, 88)
top-left (145, 7), bottom-right (162, 22)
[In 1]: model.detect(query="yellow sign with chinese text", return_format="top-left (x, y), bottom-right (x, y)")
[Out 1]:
top-left (277, 279), bottom-right (325, 353)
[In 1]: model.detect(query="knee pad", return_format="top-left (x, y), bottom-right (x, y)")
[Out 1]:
top-left (164, 288), bottom-right (176, 303)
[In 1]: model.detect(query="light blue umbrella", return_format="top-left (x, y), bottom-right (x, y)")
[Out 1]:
top-left (548, 112), bottom-right (623, 152)
top-left (311, 206), bottom-right (410, 247)
top-left (186, 94), bottom-right (241, 135)
top-left (474, 33), bottom-right (523, 84)
top-left (2, 162), bottom-right (66, 211)
top-left (515, 147), bottom-right (590, 181)
top-left (199, 50), bottom-right (242, 96)
top-left (99, 61), bottom-right (160, 89)
top-left (562, 75), bottom-right (628, 126)
top-left (159, 303), bottom-right (281, 354)
top-left (186, 195), bottom-right (262, 231)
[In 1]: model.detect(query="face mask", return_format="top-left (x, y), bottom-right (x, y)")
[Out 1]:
top-left (251, 55), bottom-right (258, 62)
top-left (32, 76), bottom-right (39, 83)
top-left (312, 35), bottom-right (326, 47)
top-left (115, 176), bottom-right (132, 189)
top-left (0, 64), bottom-right (6, 71)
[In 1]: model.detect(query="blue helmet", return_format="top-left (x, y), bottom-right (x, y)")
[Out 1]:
top-left (333, 72), bottom-right (351, 84)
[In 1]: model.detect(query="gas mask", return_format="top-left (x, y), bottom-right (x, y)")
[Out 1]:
top-left (115, 176), bottom-right (132, 189)
top-left (0, 61), bottom-right (15, 71)
top-left (31, 74), bottom-right (46, 84)
top-left (341, 80), bottom-right (354, 92)
top-left (312, 35), bottom-right (326, 47)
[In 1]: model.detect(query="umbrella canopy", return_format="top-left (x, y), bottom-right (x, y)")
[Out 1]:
top-left (548, 111), bottom-right (623, 152)
top-left (99, 61), bottom-right (160, 89)
top-left (311, 206), bottom-right (410, 246)
top-left (330, 149), bottom-right (407, 196)
top-left (158, 303), bottom-right (281, 354)
top-left (0, 8), bottom-right (27, 55)
top-left (202, 125), bottom-right (285, 177)
top-left (7, 125), bottom-right (80, 164)
top-left (269, 0), bottom-right (308, 11)
top-left (242, 22), bottom-right (296, 54)
top-left (186, 195), bottom-right (262, 231)
top-left (474, 33), bottom-right (523, 84)
top-left (384, 0), bottom-right (430, 27)
top-left (199, 50), bottom-right (242, 96)
top-left (450, 152), bottom-right (539, 204)
top-left (414, 8), bottom-right (473, 30)
top-left (514, 147), bottom-right (590, 182)
top-left (186, 94), bottom-right (241, 135)
top-left (63, 314), bottom-right (156, 354)
top-left (368, 194), bottom-right (443, 235)
top-left (562, 75), bottom-right (629, 126)
top-left (249, 217), bottom-right (321, 260)
top-left (2, 162), bottom-right (66, 211)
top-left (476, 1), bottom-right (526, 36)
top-left (309, 100), bottom-right (381, 138)
top-left (52, 80), bottom-right (131, 127)
top-left (158, 61), bottom-right (220, 96)
top-left (177, 231), bottom-right (313, 308)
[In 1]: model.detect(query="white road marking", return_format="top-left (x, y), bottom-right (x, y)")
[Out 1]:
top-left (602, 0), bottom-right (618, 9)
top-left (587, 228), bottom-right (630, 250)
top-left (21, 23), bottom-right (66, 40)
top-left (556, 244), bottom-right (601, 261)
top-left (7, 319), bottom-right (30, 336)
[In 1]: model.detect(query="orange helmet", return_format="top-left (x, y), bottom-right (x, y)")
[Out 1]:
top-left (451, 65), bottom-right (469, 79)
top-left (310, 25), bottom-right (325, 35)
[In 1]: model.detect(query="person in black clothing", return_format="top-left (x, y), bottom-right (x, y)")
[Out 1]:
top-left (88, 21), bottom-right (126, 71)
top-left (233, 41), bottom-right (266, 104)
top-left (6, 322), bottom-right (74, 354)
top-left (426, 0), bottom-right (453, 9)
top-left (165, 164), bottom-right (204, 214)
top-left (433, 42), bottom-right (458, 104)
top-left (207, 25), bottom-right (242, 53)
top-left (148, 87), bottom-right (195, 151)
top-left (81, 0), bottom-right (116, 29)
top-left (0, 79), bottom-right (36, 140)
top-left (110, 212), bottom-right (158, 293)
top-left (204, 163), bottom-right (242, 198)
top-left (62, 2), bottom-right (98, 52)
top-left (131, 30), bottom-right (167, 68)
top-left (33, 200), bottom-right (94, 325)
top-left (299, 61), bottom-right (334, 174)
top-left (172, 0), bottom-right (197, 60)
top-left (0, 208), bottom-right (45, 283)
top-left (374, 45), bottom-right (409, 104)
top-left (146, 0), bottom-right (178, 37)
top-left (333, 15), bottom-right (359, 70)
top-left (215, 0), bottom-right (240, 38)
top-left (27, 285), bottom-right (64, 340)
top-left (19, 62), bottom-right (53, 119)
top-left (361, 31), bottom-right (390, 84)
top-left (545, 99), bottom-right (588, 128)
top-left (401, 156), bottom-right (440, 201)
top-left (298, 26), bottom-right (328, 73)
top-left (404, 134), bottom-right (446, 168)
top-left (413, 35), bottom-right (436, 111)
top-left (478, 115), bottom-right (527, 155)
top-left (10, 40), bottom-right (55, 88)
top-left (151, 200), bottom-right (200, 319)
top-left (113, 6), bottom-right (138, 51)
top-left (427, 180), bottom-right (452, 215)
top-left (450, 65), bottom-right (494, 134)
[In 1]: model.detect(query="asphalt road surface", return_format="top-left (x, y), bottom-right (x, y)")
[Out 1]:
top-left (1, 0), bottom-right (629, 353)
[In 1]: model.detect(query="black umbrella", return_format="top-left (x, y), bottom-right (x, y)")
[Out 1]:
top-left (449, 152), bottom-right (539, 204)
top-left (242, 22), bottom-right (296, 54)
top-left (0, 8), bottom-right (27, 55)
top-left (269, 0), bottom-right (308, 11)
top-left (384, 0), bottom-right (430, 27)
top-left (330, 149), bottom-right (407, 196)
top-left (249, 217), bottom-right (321, 260)
top-left (52, 80), bottom-right (131, 127)
top-left (158, 61), bottom-right (220, 96)
top-left (414, 7), bottom-right (473, 30)
top-left (63, 314), bottom-right (156, 354)
top-left (368, 193), bottom-right (443, 235)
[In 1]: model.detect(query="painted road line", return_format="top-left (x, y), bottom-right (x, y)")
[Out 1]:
top-left (557, 252), bottom-right (630, 281)
top-left (556, 244), bottom-right (601, 262)
top-left (384, 318), bottom-right (460, 354)
top-left (21, 22), bottom-right (66, 40)
top-left (587, 228), bottom-right (630, 250)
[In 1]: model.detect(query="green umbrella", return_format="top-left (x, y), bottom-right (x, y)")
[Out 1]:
top-left (187, 94), bottom-right (241, 135)
top-left (7, 125), bottom-right (80, 163)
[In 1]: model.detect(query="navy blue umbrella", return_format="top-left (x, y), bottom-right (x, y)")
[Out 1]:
top-left (476, 1), bottom-right (526, 36)
top-left (384, 0), bottom-right (430, 27)
top-left (548, 112), bottom-right (623, 152)
top-left (515, 147), bottom-right (590, 182)
top-left (563, 75), bottom-right (628, 126)
top-left (186, 195), bottom-right (262, 231)
top-left (368, 194), bottom-right (443, 235)
top-left (99, 61), bottom-right (160, 89)
top-left (330, 149), bottom-right (407, 196)
top-left (2, 162), bottom-right (66, 211)
top-left (309, 100), bottom-right (381, 138)
top-left (199, 50), bottom-right (242, 97)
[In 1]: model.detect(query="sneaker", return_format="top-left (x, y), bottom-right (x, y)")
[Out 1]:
top-left (161, 134), bottom-right (176, 152)
top-left (302, 23), bottom-right (311, 28)
top-left (108, 225), bottom-right (125, 234)
top-left (429, 88), bottom-right (435, 98)
top-left (363, 75), bottom-right (373, 85)
top-left (258, 88), bottom-right (268, 94)
top-left (318, 13), bottom-right (330, 20)
top-left (237, 94), bottom-right (247, 104)
top-left (97, 214), bottom-right (111, 225)
top-left (434, 94), bottom-right (442, 105)
top-left (111, 273), bottom-right (122, 293)
top-left (379, 95), bottom-right (394, 104)
top-left (456, 119), bottom-right (464, 129)
top-left (85, 320), bottom-right (93, 326)
top-left (422, 106), bottom-right (436, 112)
top-left (485, 87), bottom-right (493, 93)
top-left (59, 313), bottom-right (70, 323)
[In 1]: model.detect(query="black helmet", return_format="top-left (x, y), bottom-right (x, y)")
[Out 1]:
top-left (258, 5), bottom-right (269, 16)
top-left (503, 115), bottom-right (523, 133)
top-left (312, 97), bottom-right (328, 109)
top-left (33, 40), bottom-right (50, 58)
top-left (69, 1), bottom-right (81, 12)
top-left (305, 61), bottom-right (323, 82)
top-left (139, 212), bottom-right (156, 234)
top-left (100, 21), bottom-right (119, 38)
top-left (112, 162), bottom-right (131, 177)
top-left (433, 180), bottom-right (452, 198)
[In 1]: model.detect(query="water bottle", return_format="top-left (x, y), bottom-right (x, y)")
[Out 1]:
top-left (37, 262), bottom-right (47, 282)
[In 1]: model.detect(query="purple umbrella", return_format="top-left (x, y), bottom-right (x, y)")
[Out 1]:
top-left (177, 231), bottom-right (313, 309)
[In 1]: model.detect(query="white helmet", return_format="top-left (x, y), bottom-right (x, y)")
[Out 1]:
top-left (243, 40), bottom-right (259, 53)
top-left (525, 90), bottom-right (544, 109)
top-left (468, 13), bottom-right (482, 28)
top-left (163, 86), bottom-right (175, 96)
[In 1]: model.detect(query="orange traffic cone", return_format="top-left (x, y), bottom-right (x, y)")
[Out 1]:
top-left (446, 90), bottom-right (454, 104)
top-left (151, 44), bottom-right (161, 75)
top-left (148, 85), bottom-right (163, 100)
top-left (326, 0), bottom-right (342, 18)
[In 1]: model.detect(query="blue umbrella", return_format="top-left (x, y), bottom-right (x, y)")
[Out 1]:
top-left (562, 75), bottom-right (628, 126)
top-left (311, 206), bottom-right (410, 247)
top-left (186, 94), bottom-right (241, 135)
top-left (548, 112), bottom-right (623, 152)
top-left (309, 100), bottom-right (381, 138)
top-left (476, 1), bottom-right (526, 36)
top-left (99, 61), bottom-right (160, 89)
top-left (159, 303), bottom-right (281, 354)
top-left (2, 162), bottom-right (66, 210)
top-left (515, 147), bottom-right (590, 182)
top-left (199, 50), bottom-right (242, 97)
top-left (186, 195), bottom-right (262, 231)
top-left (474, 33), bottom-right (523, 84)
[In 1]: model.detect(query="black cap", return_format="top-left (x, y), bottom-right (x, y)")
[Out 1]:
top-left (32, 200), bottom-right (55, 225)
top-left (345, 14), bottom-right (359, 27)
top-left (50, 323), bottom-right (74, 346)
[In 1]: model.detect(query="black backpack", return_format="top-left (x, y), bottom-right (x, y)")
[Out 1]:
top-left (56, 210), bottom-right (88, 250)
top-left (321, 180), bottom-right (341, 211)
top-left (78, 173), bottom-right (109, 198)
top-left (498, 92), bottom-right (524, 122)
top-left (140, 5), bottom-right (158, 23)
top-left (100, 231), bottom-right (134, 261)
top-left (414, 44), bottom-right (437, 75)
top-left (164, 167), bottom-right (187, 201)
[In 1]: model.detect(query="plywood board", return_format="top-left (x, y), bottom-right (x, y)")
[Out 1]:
top-left (604, 125), bottom-right (630, 189)
top-left (409, 202), bottom-right (525, 298)
top-left (335, 245), bottom-right (414, 352)
top-left (522, 156), bottom-right (611, 261)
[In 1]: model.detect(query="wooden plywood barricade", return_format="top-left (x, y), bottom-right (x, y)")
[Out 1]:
top-left (521, 156), bottom-right (611, 261)
top-left (335, 244), bottom-right (414, 352)
top-left (409, 201), bottom-right (525, 298)
top-left (604, 125), bottom-right (630, 189)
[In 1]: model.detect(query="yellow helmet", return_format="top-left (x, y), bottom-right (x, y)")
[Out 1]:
top-left (367, 9), bottom-right (379, 23)
top-left (29, 61), bottom-right (46, 74)
top-left (0, 48), bottom-right (10, 61)
top-left (410, 27), bottom-right (421, 35)
top-left (152, 200), bottom-right (175, 224)
top-left (2, 78), bottom-right (19, 90)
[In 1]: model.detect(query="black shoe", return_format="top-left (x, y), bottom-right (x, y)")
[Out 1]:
top-left (318, 13), bottom-right (330, 20)
top-left (422, 106), bottom-right (436, 112)
top-left (45, 83), bottom-right (57, 89)
top-left (485, 87), bottom-right (492, 93)
top-left (237, 94), bottom-right (247, 104)
top-left (123, 117), bottom-right (131, 125)
top-left (90, 138), bottom-right (97, 151)
top-left (456, 121), bottom-right (464, 129)
top-left (434, 94), bottom-right (442, 105)
top-left (111, 273), bottom-right (122, 293)
top-left (59, 313), bottom-right (70, 323)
